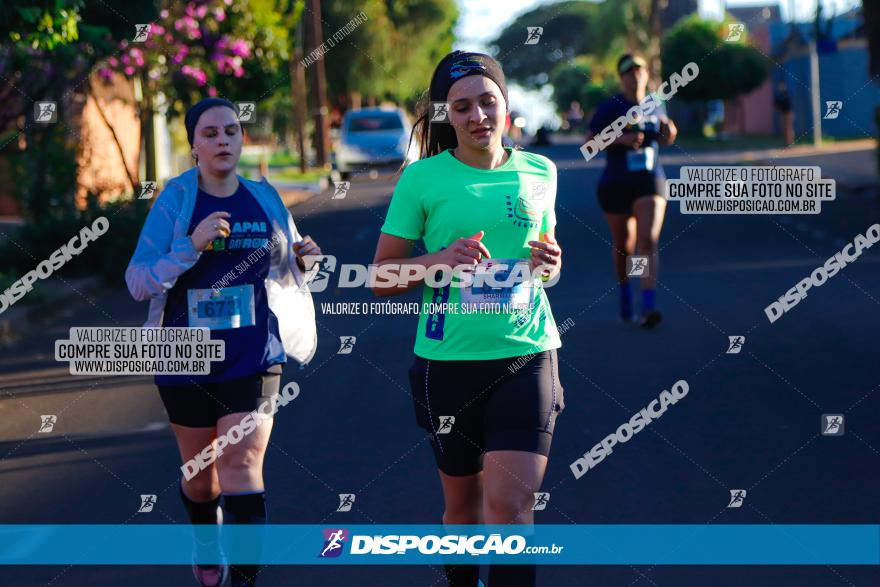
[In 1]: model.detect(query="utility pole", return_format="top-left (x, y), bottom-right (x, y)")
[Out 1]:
top-left (809, 40), bottom-right (823, 147)
top-left (291, 18), bottom-right (308, 174)
top-left (304, 0), bottom-right (331, 169)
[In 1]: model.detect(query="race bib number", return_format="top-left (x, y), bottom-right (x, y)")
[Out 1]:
top-left (187, 284), bottom-right (256, 330)
top-left (627, 146), bottom-right (656, 172)
top-left (460, 259), bottom-right (535, 310)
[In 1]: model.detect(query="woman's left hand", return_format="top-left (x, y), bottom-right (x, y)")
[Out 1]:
top-left (528, 232), bottom-right (562, 280)
top-left (293, 235), bottom-right (322, 270)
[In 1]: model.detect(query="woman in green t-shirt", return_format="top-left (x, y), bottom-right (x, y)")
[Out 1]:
top-left (373, 51), bottom-right (564, 587)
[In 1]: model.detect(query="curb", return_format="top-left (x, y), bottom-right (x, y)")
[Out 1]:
top-left (273, 177), bottom-right (329, 209)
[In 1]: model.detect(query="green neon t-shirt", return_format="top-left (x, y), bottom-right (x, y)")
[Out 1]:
top-left (380, 147), bottom-right (562, 360)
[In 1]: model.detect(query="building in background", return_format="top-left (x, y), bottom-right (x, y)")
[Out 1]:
top-left (771, 6), bottom-right (879, 139)
top-left (723, 4), bottom-right (782, 136)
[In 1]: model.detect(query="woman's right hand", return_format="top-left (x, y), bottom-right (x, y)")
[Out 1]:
top-left (191, 211), bottom-right (231, 251)
top-left (435, 230), bottom-right (492, 267)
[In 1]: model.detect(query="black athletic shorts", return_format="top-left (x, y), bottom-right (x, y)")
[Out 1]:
top-left (407, 349), bottom-right (564, 477)
top-left (597, 173), bottom-right (665, 215)
top-left (157, 364), bottom-right (283, 428)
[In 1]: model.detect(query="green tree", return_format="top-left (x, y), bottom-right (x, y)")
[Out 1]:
top-left (489, 0), bottom-right (600, 89)
top-left (321, 0), bottom-right (457, 107)
top-left (0, 1), bottom-right (157, 221)
top-left (660, 14), bottom-right (767, 103)
top-left (1, 0), bottom-right (84, 50)
top-left (548, 57), bottom-right (616, 114)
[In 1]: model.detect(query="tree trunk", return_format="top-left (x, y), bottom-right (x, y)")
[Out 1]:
top-left (139, 71), bottom-right (156, 184)
top-left (88, 76), bottom-right (138, 192)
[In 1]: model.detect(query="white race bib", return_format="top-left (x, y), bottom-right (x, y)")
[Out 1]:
top-left (459, 259), bottom-right (536, 310)
top-left (626, 146), bottom-right (656, 172)
top-left (187, 284), bottom-right (256, 330)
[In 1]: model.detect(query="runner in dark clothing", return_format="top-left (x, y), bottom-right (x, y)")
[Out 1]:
top-left (587, 54), bottom-right (678, 328)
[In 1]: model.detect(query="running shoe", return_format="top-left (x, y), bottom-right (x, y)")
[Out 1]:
top-left (192, 559), bottom-right (227, 587)
top-left (191, 512), bottom-right (227, 587)
top-left (639, 310), bottom-right (662, 329)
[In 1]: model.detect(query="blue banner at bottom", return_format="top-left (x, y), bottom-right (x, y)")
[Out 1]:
top-left (0, 525), bottom-right (877, 565)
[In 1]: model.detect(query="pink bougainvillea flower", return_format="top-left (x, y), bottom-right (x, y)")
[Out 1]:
top-left (230, 39), bottom-right (250, 58)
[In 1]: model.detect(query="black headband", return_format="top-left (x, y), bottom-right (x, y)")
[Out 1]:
top-left (185, 97), bottom-right (238, 147)
top-left (431, 51), bottom-right (509, 107)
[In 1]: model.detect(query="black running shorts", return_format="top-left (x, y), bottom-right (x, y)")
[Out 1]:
top-left (597, 174), bottom-right (665, 215)
top-left (157, 365), bottom-right (283, 428)
top-left (407, 349), bottom-right (564, 476)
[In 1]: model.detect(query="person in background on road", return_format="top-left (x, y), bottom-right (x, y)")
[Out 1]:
top-left (126, 97), bottom-right (321, 587)
top-left (373, 51), bottom-right (564, 587)
top-left (774, 80), bottom-right (794, 146)
top-left (586, 53), bottom-right (677, 328)
top-left (565, 100), bottom-right (584, 134)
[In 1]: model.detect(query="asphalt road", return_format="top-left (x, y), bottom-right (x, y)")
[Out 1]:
top-left (1, 142), bottom-right (879, 586)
